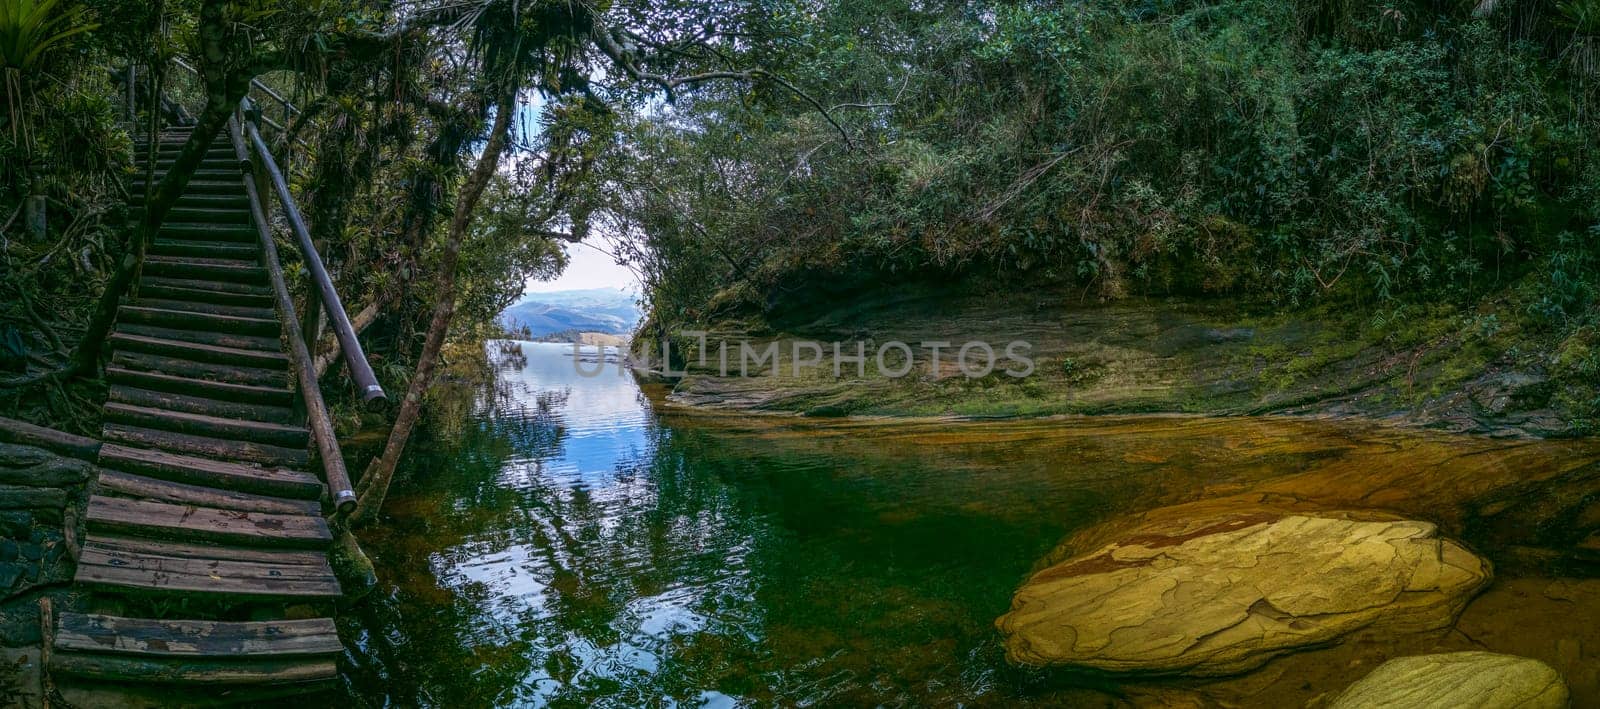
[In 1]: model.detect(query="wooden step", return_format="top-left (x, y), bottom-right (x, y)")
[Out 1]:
top-left (49, 653), bottom-right (337, 686)
top-left (75, 537), bottom-right (340, 600)
top-left (111, 351), bottom-right (287, 389)
top-left (117, 305), bottom-right (277, 336)
top-left (56, 617), bottom-right (339, 659)
top-left (136, 285), bottom-right (273, 311)
top-left (160, 206), bottom-right (251, 225)
top-left (133, 279), bottom-right (274, 308)
top-left (108, 385), bottom-right (296, 426)
top-left (95, 469), bottom-right (320, 516)
top-left (131, 179), bottom-right (243, 197)
top-left (86, 496), bottom-right (331, 549)
top-left (167, 193), bottom-right (250, 210)
top-left (96, 443), bottom-right (319, 499)
top-left (152, 157), bottom-right (240, 170)
top-left (106, 367), bottom-right (293, 407)
top-left (104, 403), bottom-right (306, 448)
top-left (115, 323), bottom-right (281, 354)
top-left (80, 535), bottom-right (330, 567)
top-left (150, 238), bottom-right (259, 260)
top-left (142, 255), bottom-right (264, 282)
top-left (131, 140), bottom-right (230, 152)
top-left (157, 222), bottom-right (257, 242)
top-left (134, 168), bottom-right (241, 183)
top-left (103, 424), bottom-right (309, 468)
top-left (130, 298), bottom-right (275, 321)
top-left (109, 332), bottom-right (287, 369)
top-left (55, 613), bottom-right (340, 659)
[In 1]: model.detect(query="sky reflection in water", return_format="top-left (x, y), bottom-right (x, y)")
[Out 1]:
top-left (339, 341), bottom-right (1594, 707)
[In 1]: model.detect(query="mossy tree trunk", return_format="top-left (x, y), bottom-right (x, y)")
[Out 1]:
top-left (353, 87), bottom-right (518, 524)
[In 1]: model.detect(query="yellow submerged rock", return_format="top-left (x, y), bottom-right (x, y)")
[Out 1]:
top-left (1329, 651), bottom-right (1569, 709)
top-left (994, 511), bottom-right (1491, 676)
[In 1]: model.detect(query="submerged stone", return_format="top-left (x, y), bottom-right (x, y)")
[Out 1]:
top-left (994, 511), bottom-right (1490, 676)
top-left (1328, 651), bottom-right (1568, 709)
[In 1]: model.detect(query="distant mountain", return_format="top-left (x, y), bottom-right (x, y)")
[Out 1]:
top-left (500, 288), bottom-right (641, 337)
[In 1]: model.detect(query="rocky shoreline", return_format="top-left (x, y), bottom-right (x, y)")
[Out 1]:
top-left (640, 288), bottom-right (1593, 439)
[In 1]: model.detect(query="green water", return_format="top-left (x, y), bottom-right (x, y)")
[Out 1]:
top-left (337, 342), bottom-right (1599, 707)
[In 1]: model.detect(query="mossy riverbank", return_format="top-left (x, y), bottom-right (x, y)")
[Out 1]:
top-left (637, 280), bottom-right (1600, 438)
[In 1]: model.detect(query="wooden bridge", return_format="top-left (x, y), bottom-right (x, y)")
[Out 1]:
top-left (42, 87), bottom-right (386, 701)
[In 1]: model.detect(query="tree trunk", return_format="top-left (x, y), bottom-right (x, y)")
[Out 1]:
top-left (353, 89), bottom-right (517, 524)
top-left (70, 100), bottom-right (234, 377)
top-left (315, 299), bottom-right (383, 377)
top-left (67, 0), bottom-right (244, 379)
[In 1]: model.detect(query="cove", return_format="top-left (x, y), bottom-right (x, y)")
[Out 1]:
top-left (340, 342), bottom-right (1600, 706)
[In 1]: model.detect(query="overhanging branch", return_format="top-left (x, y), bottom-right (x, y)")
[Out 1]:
top-left (590, 20), bottom-right (853, 148)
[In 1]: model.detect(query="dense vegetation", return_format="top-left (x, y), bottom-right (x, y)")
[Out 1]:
top-left (599, 0), bottom-right (1600, 330)
top-left (3, 0), bottom-right (1600, 485)
top-left (0, 0), bottom-right (831, 517)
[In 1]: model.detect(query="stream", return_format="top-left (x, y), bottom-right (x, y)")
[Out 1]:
top-left (338, 342), bottom-right (1600, 707)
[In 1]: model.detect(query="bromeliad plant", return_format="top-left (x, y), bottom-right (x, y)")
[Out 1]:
top-left (0, 0), bottom-right (96, 145)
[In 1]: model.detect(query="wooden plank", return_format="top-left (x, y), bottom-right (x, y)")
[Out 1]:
top-left (131, 181), bottom-right (246, 198)
top-left (108, 385), bottom-right (295, 426)
top-left (108, 332), bottom-right (287, 369)
top-left (55, 613), bottom-right (340, 658)
top-left (152, 157), bottom-right (240, 170)
top-left (136, 282), bottom-right (273, 309)
top-left (149, 239), bottom-right (259, 260)
top-left (155, 223), bottom-right (258, 243)
top-left (111, 350), bottom-right (288, 388)
top-left (76, 545), bottom-right (340, 600)
top-left (57, 679), bottom-right (339, 706)
top-left (142, 257), bottom-right (263, 283)
top-left (152, 194), bottom-right (251, 210)
top-left (50, 652), bottom-right (338, 685)
top-left (104, 402), bottom-right (306, 448)
top-left (86, 496), bottom-right (331, 549)
top-left (95, 469), bottom-right (320, 516)
top-left (117, 305), bottom-right (276, 335)
top-left (84, 535), bottom-right (328, 567)
top-left (97, 443), bottom-right (320, 499)
top-left (116, 323), bottom-right (281, 353)
top-left (106, 367), bottom-right (293, 407)
top-left (137, 276), bottom-right (271, 298)
top-left (162, 206), bottom-right (250, 224)
top-left (102, 423), bottom-right (309, 468)
top-left (129, 298), bottom-right (275, 321)
top-left (0, 416), bottom-right (102, 460)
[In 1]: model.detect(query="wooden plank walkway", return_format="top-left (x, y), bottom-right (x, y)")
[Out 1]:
top-left (52, 127), bottom-right (346, 693)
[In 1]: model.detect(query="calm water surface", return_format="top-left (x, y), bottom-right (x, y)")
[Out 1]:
top-left (338, 342), bottom-right (1599, 707)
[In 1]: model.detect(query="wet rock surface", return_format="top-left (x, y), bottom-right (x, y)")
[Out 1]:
top-left (1328, 651), bottom-right (1569, 709)
top-left (995, 511), bottom-right (1491, 676)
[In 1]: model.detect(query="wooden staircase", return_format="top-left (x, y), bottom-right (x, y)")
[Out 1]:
top-left (50, 127), bottom-right (346, 697)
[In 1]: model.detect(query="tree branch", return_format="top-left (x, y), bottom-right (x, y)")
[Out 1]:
top-left (590, 20), bottom-right (853, 148)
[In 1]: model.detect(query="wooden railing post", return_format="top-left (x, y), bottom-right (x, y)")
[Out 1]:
top-left (299, 277), bottom-right (324, 365)
top-left (228, 117), bottom-right (358, 515)
top-left (125, 61), bottom-right (137, 122)
top-left (242, 114), bottom-right (387, 410)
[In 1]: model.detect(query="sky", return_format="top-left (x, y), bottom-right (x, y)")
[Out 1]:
top-left (510, 96), bottom-right (643, 297)
top-left (525, 240), bottom-right (641, 294)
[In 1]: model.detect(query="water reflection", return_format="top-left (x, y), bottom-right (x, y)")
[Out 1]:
top-left (340, 342), bottom-right (1599, 707)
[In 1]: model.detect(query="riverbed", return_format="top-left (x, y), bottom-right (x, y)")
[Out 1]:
top-left (339, 342), bottom-right (1600, 706)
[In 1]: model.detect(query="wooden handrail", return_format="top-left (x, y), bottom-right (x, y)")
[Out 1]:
top-left (170, 58), bottom-right (303, 144)
top-left (240, 105), bottom-right (387, 410)
top-left (228, 117), bottom-right (358, 515)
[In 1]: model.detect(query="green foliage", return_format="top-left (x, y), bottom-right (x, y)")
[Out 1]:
top-left (600, 0), bottom-right (1600, 333)
top-left (0, 0), bottom-right (94, 71)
